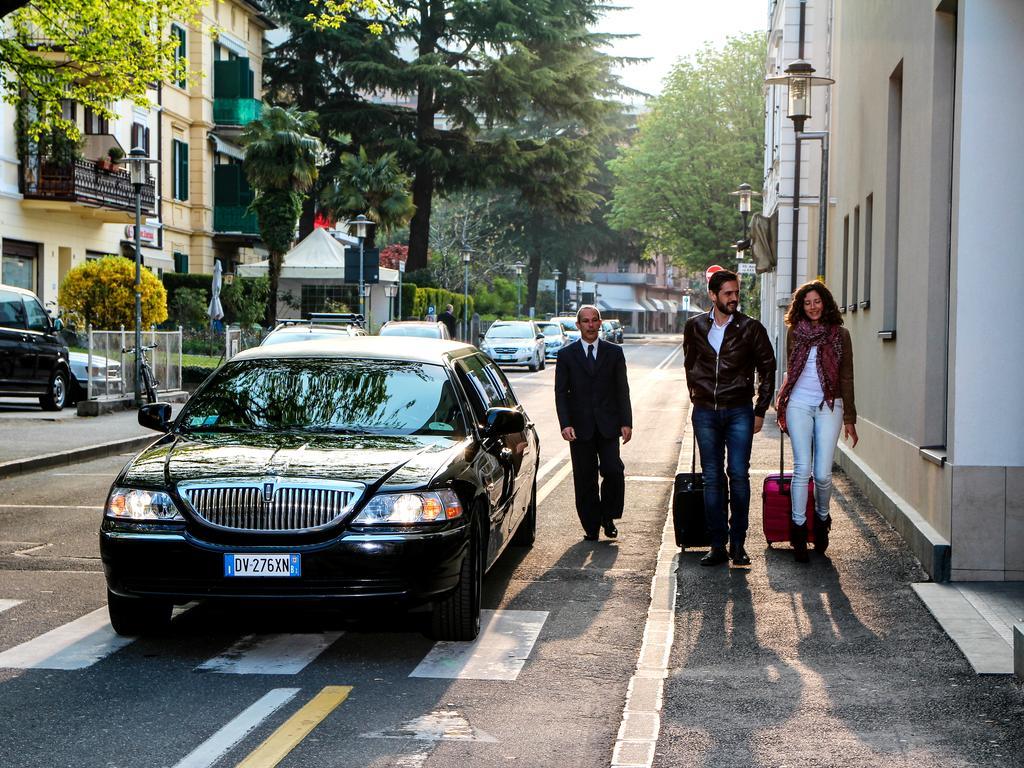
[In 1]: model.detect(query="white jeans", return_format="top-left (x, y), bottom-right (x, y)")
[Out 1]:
top-left (787, 399), bottom-right (844, 525)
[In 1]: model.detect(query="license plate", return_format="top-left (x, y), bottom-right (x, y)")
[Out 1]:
top-left (224, 553), bottom-right (301, 577)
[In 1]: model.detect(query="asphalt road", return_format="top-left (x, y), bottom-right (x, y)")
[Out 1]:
top-left (0, 337), bottom-right (689, 768)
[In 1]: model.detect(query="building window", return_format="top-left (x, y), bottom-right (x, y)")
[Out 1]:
top-left (882, 61), bottom-right (903, 338)
top-left (851, 205), bottom-right (860, 311)
top-left (173, 252), bottom-right (189, 273)
top-left (862, 194), bottom-right (873, 308)
top-left (83, 106), bottom-right (108, 135)
top-left (131, 123), bottom-right (151, 154)
top-left (301, 284), bottom-right (356, 318)
top-left (172, 24), bottom-right (187, 88)
top-left (840, 215), bottom-right (849, 312)
top-left (172, 139), bottom-right (189, 201)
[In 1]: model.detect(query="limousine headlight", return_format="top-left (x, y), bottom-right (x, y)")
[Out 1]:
top-left (106, 488), bottom-right (184, 521)
top-left (352, 490), bottom-right (463, 525)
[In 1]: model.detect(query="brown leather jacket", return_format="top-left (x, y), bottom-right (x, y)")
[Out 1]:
top-left (683, 311), bottom-right (777, 417)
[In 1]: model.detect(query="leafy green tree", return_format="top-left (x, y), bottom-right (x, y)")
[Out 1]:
top-left (221, 276), bottom-right (270, 329)
top-left (1, 0), bottom-right (202, 139)
top-left (320, 146), bottom-right (415, 248)
top-left (267, 0), bottom-right (626, 272)
top-left (168, 287), bottom-right (209, 327)
top-left (608, 33), bottom-right (765, 272)
top-left (59, 256), bottom-right (168, 330)
top-left (241, 106), bottom-right (323, 324)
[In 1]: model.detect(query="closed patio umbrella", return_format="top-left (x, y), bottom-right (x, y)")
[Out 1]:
top-left (208, 259), bottom-right (224, 331)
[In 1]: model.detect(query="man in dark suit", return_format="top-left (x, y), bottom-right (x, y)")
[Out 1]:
top-left (438, 304), bottom-right (458, 339)
top-left (555, 305), bottom-right (633, 541)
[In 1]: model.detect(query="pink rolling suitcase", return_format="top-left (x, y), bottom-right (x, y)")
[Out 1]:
top-left (762, 433), bottom-right (815, 545)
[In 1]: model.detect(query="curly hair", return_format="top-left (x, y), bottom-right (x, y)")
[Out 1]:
top-left (784, 280), bottom-right (844, 327)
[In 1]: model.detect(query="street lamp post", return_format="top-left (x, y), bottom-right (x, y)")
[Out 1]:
top-left (575, 278), bottom-right (582, 309)
top-left (384, 284), bottom-right (398, 322)
top-left (127, 147), bottom-right (158, 407)
top-left (362, 283), bottom-right (372, 330)
top-left (730, 182), bottom-right (762, 294)
top-left (513, 261), bottom-right (524, 319)
top-left (552, 268), bottom-right (561, 316)
top-left (461, 246), bottom-right (472, 341)
top-left (348, 214), bottom-right (375, 319)
top-left (766, 59), bottom-right (835, 286)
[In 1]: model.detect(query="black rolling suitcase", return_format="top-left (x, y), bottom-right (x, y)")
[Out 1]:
top-left (673, 433), bottom-right (710, 549)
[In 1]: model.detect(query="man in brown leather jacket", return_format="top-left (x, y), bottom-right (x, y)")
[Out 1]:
top-left (683, 269), bottom-right (776, 566)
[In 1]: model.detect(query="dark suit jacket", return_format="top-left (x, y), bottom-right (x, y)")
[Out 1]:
top-left (554, 339), bottom-right (632, 441)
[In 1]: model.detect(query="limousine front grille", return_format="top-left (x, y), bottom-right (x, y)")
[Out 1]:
top-left (179, 481), bottom-right (362, 533)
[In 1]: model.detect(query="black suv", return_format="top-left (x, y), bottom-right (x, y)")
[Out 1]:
top-left (0, 284), bottom-right (70, 410)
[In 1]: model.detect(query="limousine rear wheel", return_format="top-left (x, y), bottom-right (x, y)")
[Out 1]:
top-left (107, 589), bottom-right (172, 636)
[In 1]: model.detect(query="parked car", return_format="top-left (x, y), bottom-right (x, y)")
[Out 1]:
top-left (535, 321), bottom-right (569, 359)
top-left (0, 283), bottom-right (71, 410)
top-left (480, 320), bottom-right (546, 371)
top-left (551, 316), bottom-right (581, 343)
top-left (68, 351), bottom-right (122, 401)
top-left (602, 319), bottom-right (624, 344)
top-left (100, 337), bottom-right (539, 640)
top-left (261, 313), bottom-right (368, 346)
top-left (379, 320), bottom-right (451, 339)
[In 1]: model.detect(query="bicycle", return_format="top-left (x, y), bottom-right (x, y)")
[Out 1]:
top-left (122, 343), bottom-right (160, 404)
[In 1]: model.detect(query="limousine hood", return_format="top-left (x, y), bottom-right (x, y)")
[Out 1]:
top-left (119, 432), bottom-right (466, 491)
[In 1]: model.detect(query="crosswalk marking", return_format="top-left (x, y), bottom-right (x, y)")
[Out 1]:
top-left (196, 632), bottom-right (343, 675)
top-left (362, 708), bottom-right (497, 743)
top-left (170, 688), bottom-right (300, 768)
top-left (0, 599), bottom-right (22, 614)
top-left (237, 685), bottom-right (352, 768)
top-left (0, 607), bottom-right (132, 670)
top-left (409, 609), bottom-right (548, 680)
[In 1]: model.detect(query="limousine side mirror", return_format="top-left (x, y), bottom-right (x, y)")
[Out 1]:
top-left (138, 402), bottom-right (172, 433)
top-left (482, 407), bottom-right (526, 437)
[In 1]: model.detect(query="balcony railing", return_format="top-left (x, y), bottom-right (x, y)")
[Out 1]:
top-left (23, 158), bottom-right (155, 214)
top-left (214, 205), bottom-right (259, 235)
top-left (213, 98), bottom-right (262, 127)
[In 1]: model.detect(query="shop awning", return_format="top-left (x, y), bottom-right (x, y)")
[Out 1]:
top-left (639, 298), bottom-right (658, 312)
top-left (665, 299), bottom-right (679, 313)
top-left (650, 298), bottom-right (667, 312)
top-left (598, 298), bottom-right (646, 313)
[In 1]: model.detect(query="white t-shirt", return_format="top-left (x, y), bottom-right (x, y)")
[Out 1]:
top-left (789, 347), bottom-right (825, 406)
top-left (707, 311), bottom-right (732, 354)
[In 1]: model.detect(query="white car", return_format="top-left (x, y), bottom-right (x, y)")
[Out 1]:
top-left (535, 321), bottom-right (569, 359)
top-left (551, 316), bottom-right (581, 343)
top-left (68, 351), bottom-right (122, 401)
top-left (480, 321), bottom-right (546, 371)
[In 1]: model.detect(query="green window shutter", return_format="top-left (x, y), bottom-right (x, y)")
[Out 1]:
top-left (173, 140), bottom-right (189, 201)
top-left (173, 26), bottom-right (187, 88)
top-left (173, 252), bottom-right (189, 273)
top-left (214, 59), bottom-right (241, 99)
top-left (238, 168), bottom-right (254, 206)
top-left (214, 164), bottom-right (241, 206)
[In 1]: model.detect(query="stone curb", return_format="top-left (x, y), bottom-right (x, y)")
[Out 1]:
top-left (1015, 623), bottom-right (1024, 680)
top-left (0, 435), bottom-right (158, 479)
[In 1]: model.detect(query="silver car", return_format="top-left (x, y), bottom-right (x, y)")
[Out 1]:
top-left (480, 321), bottom-right (546, 371)
top-left (535, 321), bottom-right (569, 359)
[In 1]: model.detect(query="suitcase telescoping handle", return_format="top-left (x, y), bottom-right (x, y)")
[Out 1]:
top-left (778, 429), bottom-right (793, 496)
top-left (692, 431), bottom-right (698, 475)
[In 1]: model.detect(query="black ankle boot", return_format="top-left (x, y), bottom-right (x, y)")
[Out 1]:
top-left (790, 521), bottom-right (809, 563)
top-left (814, 514), bottom-right (832, 554)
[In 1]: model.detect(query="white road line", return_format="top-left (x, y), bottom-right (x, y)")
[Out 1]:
top-left (170, 687), bottom-right (300, 768)
top-left (409, 609), bottom-right (548, 681)
top-left (538, 460), bottom-right (574, 505)
top-left (196, 632), bottom-right (343, 675)
top-left (0, 607), bottom-right (133, 670)
top-left (363, 708), bottom-right (497, 742)
top-left (0, 599), bottom-right (23, 614)
top-left (536, 448), bottom-right (569, 482)
top-left (610, 406), bottom-right (688, 768)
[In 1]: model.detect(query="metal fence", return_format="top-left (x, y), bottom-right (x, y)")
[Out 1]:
top-left (85, 326), bottom-right (183, 400)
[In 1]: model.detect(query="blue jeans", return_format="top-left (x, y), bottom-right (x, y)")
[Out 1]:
top-left (787, 399), bottom-right (844, 525)
top-left (692, 404), bottom-right (754, 549)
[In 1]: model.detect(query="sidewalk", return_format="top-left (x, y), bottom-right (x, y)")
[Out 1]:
top-left (0, 399), bottom-right (178, 478)
top-left (651, 417), bottom-right (1024, 768)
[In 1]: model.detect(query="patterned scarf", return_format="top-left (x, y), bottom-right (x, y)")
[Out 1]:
top-left (777, 320), bottom-right (843, 414)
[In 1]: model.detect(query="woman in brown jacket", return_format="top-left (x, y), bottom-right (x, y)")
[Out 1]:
top-left (776, 281), bottom-right (858, 562)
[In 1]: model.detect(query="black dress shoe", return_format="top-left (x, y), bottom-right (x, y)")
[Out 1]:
top-left (729, 544), bottom-right (751, 566)
top-left (603, 522), bottom-right (618, 539)
top-left (700, 547), bottom-right (729, 566)
top-left (583, 532), bottom-right (599, 541)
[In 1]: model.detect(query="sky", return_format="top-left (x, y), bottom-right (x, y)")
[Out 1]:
top-left (597, 0), bottom-right (769, 102)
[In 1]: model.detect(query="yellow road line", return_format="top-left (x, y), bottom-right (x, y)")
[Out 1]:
top-left (236, 685), bottom-right (352, 768)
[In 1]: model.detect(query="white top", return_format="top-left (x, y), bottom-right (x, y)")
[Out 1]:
top-left (707, 310), bottom-right (732, 355)
top-left (789, 347), bottom-right (826, 406)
